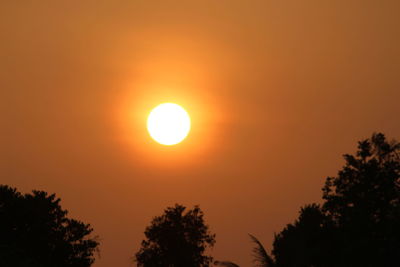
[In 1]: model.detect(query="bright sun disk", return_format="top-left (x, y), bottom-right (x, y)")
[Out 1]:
top-left (147, 103), bottom-right (191, 146)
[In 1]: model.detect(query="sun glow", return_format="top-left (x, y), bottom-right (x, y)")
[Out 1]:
top-left (147, 103), bottom-right (191, 146)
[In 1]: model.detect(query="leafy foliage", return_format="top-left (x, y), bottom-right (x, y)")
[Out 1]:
top-left (214, 261), bottom-right (241, 267)
top-left (0, 185), bottom-right (99, 267)
top-left (272, 204), bottom-right (330, 267)
top-left (249, 234), bottom-right (274, 267)
top-left (135, 204), bottom-right (215, 267)
top-left (322, 132), bottom-right (400, 266)
top-left (272, 133), bottom-right (400, 266)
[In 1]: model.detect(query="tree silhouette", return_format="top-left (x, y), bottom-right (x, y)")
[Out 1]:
top-left (321, 132), bottom-right (400, 266)
top-left (214, 234), bottom-right (274, 267)
top-left (272, 204), bottom-right (331, 267)
top-left (272, 133), bottom-right (400, 266)
top-left (135, 204), bottom-right (215, 267)
top-left (0, 185), bottom-right (99, 267)
top-left (249, 234), bottom-right (274, 267)
top-left (214, 261), bottom-right (241, 267)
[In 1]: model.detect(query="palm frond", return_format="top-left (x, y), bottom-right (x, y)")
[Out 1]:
top-left (214, 260), bottom-right (240, 267)
top-left (248, 234), bottom-right (275, 267)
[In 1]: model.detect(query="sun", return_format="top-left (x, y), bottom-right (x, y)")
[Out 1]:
top-left (147, 103), bottom-right (191, 146)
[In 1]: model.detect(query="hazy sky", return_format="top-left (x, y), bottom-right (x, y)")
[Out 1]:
top-left (1, 1), bottom-right (400, 266)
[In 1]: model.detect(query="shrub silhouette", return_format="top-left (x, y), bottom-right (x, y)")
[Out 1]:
top-left (135, 204), bottom-right (215, 267)
top-left (0, 185), bottom-right (99, 267)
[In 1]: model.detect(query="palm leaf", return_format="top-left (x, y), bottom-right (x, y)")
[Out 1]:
top-left (214, 260), bottom-right (240, 267)
top-left (248, 234), bottom-right (274, 267)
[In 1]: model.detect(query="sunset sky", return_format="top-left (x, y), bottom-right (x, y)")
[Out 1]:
top-left (1, 1), bottom-right (400, 266)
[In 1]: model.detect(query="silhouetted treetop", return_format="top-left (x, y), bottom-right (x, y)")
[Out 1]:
top-left (272, 204), bottom-right (329, 267)
top-left (214, 261), bottom-right (241, 267)
top-left (249, 234), bottom-right (274, 267)
top-left (321, 132), bottom-right (400, 266)
top-left (323, 132), bottom-right (400, 222)
top-left (135, 204), bottom-right (215, 267)
top-left (0, 185), bottom-right (99, 267)
top-left (272, 133), bottom-right (400, 267)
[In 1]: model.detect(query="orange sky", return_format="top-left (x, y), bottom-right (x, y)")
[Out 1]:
top-left (1, 1), bottom-right (400, 266)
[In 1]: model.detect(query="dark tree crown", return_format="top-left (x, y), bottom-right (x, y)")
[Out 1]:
top-left (272, 133), bottom-right (400, 267)
top-left (0, 185), bottom-right (99, 267)
top-left (135, 204), bottom-right (215, 267)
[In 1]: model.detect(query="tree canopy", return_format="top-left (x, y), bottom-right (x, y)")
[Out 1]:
top-left (135, 204), bottom-right (215, 267)
top-left (0, 185), bottom-right (99, 267)
top-left (272, 133), bottom-right (400, 266)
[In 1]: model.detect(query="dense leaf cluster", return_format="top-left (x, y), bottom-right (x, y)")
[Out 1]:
top-left (273, 133), bottom-right (400, 267)
top-left (135, 204), bottom-right (215, 267)
top-left (0, 186), bottom-right (99, 267)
